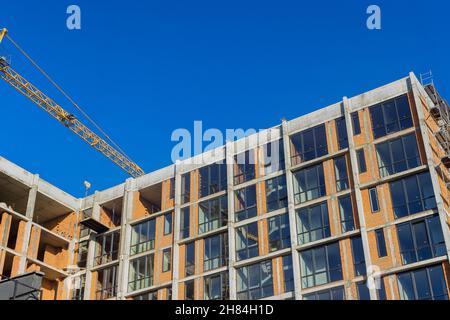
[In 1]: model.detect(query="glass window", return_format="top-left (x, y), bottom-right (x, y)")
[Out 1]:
top-left (282, 255), bottom-right (294, 293)
top-left (351, 236), bottom-right (366, 276)
top-left (290, 124), bottom-right (328, 165)
top-left (204, 233), bottom-right (228, 271)
top-left (236, 222), bottom-right (259, 261)
top-left (356, 149), bottom-right (367, 173)
top-left (164, 213), bottom-right (173, 235)
top-left (235, 184), bottom-right (257, 221)
top-left (303, 286), bottom-right (345, 300)
top-left (335, 117), bottom-right (348, 150)
top-left (77, 241), bottom-right (88, 268)
top-left (377, 278), bottom-right (387, 300)
top-left (300, 242), bottom-right (342, 288)
top-left (132, 290), bottom-right (158, 300)
top-left (293, 163), bottom-right (326, 204)
top-left (181, 173), bottom-right (191, 204)
top-left (204, 272), bottom-right (229, 300)
top-left (268, 213), bottom-right (291, 252)
top-left (296, 201), bottom-right (330, 245)
top-left (185, 280), bottom-right (195, 300)
top-left (376, 133), bottom-right (420, 178)
top-left (369, 187), bottom-right (379, 212)
top-left (169, 177), bottom-right (175, 200)
top-left (180, 207), bottom-right (190, 239)
top-left (71, 274), bottom-right (86, 300)
top-left (397, 215), bottom-right (445, 265)
top-left (369, 95), bottom-right (413, 139)
top-left (128, 254), bottom-right (154, 292)
top-left (375, 228), bottom-right (387, 257)
top-left (96, 265), bottom-right (118, 300)
top-left (339, 195), bottom-right (355, 233)
top-left (185, 242), bottom-right (195, 277)
top-left (198, 195), bottom-right (228, 234)
top-left (397, 265), bottom-right (448, 300)
top-left (95, 231), bottom-right (120, 266)
top-left (162, 248), bottom-right (171, 272)
top-left (236, 260), bottom-right (274, 300)
top-left (130, 219), bottom-right (156, 255)
top-left (352, 112), bottom-right (361, 135)
top-left (389, 172), bottom-right (436, 218)
top-left (357, 281), bottom-right (371, 300)
top-left (265, 175), bottom-right (288, 212)
top-left (199, 162), bottom-right (227, 198)
top-left (234, 151), bottom-right (255, 185)
top-left (334, 156), bottom-right (349, 192)
top-left (263, 140), bottom-right (285, 175)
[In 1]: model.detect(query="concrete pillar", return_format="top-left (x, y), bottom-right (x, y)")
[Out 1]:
top-left (281, 120), bottom-right (303, 300)
top-left (342, 97), bottom-right (378, 300)
top-left (117, 178), bottom-right (136, 299)
top-left (18, 174), bottom-right (39, 274)
top-left (225, 141), bottom-right (237, 300)
top-left (408, 73), bottom-right (450, 262)
top-left (171, 163), bottom-right (182, 299)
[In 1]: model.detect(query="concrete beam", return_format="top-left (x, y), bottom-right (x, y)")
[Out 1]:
top-left (226, 141), bottom-right (237, 300)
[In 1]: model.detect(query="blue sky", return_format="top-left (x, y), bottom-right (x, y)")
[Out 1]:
top-left (0, 0), bottom-right (448, 197)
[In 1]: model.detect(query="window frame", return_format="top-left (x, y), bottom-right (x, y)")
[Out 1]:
top-left (293, 163), bottom-right (326, 205)
top-left (296, 201), bottom-right (331, 245)
top-left (290, 124), bottom-right (328, 166)
top-left (235, 222), bottom-right (259, 261)
top-left (267, 213), bottom-right (291, 252)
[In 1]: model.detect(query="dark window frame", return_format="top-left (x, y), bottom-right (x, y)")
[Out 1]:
top-left (375, 228), bottom-right (388, 258)
top-left (128, 254), bottom-right (154, 292)
top-left (198, 195), bottom-right (228, 234)
top-left (265, 175), bottom-right (288, 213)
top-left (204, 233), bottom-right (228, 271)
top-left (296, 201), bottom-right (331, 245)
top-left (293, 163), bottom-right (326, 205)
top-left (334, 156), bottom-right (349, 192)
top-left (267, 213), bottom-right (291, 252)
top-left (236, 222), bottom-right (259, 261)
top-left (130, 218), bottom-right (156, 255)
top-left (235, 184), bottom-right (257, 221)
top-left (290, 124), bottom-right (328, 166)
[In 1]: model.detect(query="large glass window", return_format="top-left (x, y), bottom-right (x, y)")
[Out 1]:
top-left (351, 236), bottom-right (366, 276)
top-left (204, 233), bottom-right (228, 271)
top-left (369, 95), bottom-right (413, 139)
top-left (296, 201), bottom-right (330, 245)
top-left (357, 281), bottom-right (371, 300)
top-left (375, 228), bottom-right (387, 258)
top-left (263, 140), bottom-right (285, 175)
top-left (164, 213), bottom-right (173, 235)
top-left (396, 215), bottom-right (446, 265)
top-left (204, 272), bottom-right (229, 300)
top-left (128, 254), bottom-right (154, 292)
top-left (132, 290), bottom-right (158, 300)
top-left (198, 195), bottom-right (228, 234)
top-left (181, 173), bottom-right (191, 204)
top-left (95, 231), bottom-right (120, 266)
top-left (185, 280), bottom-right (195, 300)
top-left (290, 124), bottom-right (328, 165)
top-left (376, 133), bottom-right (420, 178)
top-left (236, 222), bottom-right (259, 261)
top-left (389, 172), bottom-right (436, 218)
top-left (369, 187), bottom-right (380, 213)
top-left (71, 274), bottom-right (86, 300)
top-left (268, 213), bottom-right (291, 252)
top-left (303, 286), bottom-right (345, 300)
top-left (335, 117), bottom-right (348, 150)
top-left (265, 175), bottom-right (288, 212)
top-left (235, 185), bottom-right (257, 221)
top-left (180, 207), bottom-right (190, 239)
top-left (236, 260), bottom-right (274, 300)
top-left (162, 248), bottom-right (172, 272)
top-left (338, 195), bottom-right (355, 233)
top-left (293, 163), bottom-right (326, 204)
top-left (199, 162), bottom-right (227, 198)
top-left (77, 241), bottom-right (88, 268)
top-left (334, 156), bottom-right (349, 192)
top-left (300, 242), bottom-right (343, 288)
top-left (96, 265), bottom-right (118, 300)
top-left (352, 112), bottom-right (361, 135)
top-left (397, 265), bottom-right (448, 300)
top-left (356, 149), bottom-right (367, 173)
top-left (130, 219), bottom-right (155, 255)
top-left (282, 255), bottom-right (295, 293)
top-left (234, 150), bottom-right (255, 185)
top-left (185, 242), bottom-right (195, 277)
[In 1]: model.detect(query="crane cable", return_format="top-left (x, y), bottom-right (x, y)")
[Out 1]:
top-left (4, 33), bottom-right (135, 163)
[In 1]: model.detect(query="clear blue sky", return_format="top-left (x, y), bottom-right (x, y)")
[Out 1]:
top-left (0, 0), bottom-right (448, 197)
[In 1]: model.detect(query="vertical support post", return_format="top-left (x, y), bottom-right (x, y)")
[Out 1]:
top-left (281, 119), bottom-right (302, 300)
top-left (226, 141), bottom-right (237, 300)
top-left (408, 73), bottom-right (450, 261)
top-left (342, 97), bottom-right (378, 300)
top-left (171, 163), bottom-right (182, 299)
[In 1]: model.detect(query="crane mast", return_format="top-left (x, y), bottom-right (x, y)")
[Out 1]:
top-left (0, 28), bottom-right (144, 178)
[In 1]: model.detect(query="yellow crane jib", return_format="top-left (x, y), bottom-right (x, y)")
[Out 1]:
top-left (0, 28), bottom-right (145, 178)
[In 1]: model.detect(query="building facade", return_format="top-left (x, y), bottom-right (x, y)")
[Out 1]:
top-left (0, 72), bottom-right (449, 300)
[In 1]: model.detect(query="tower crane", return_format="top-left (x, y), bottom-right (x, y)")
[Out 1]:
top-left (0, 28), bottom-right (144, 178)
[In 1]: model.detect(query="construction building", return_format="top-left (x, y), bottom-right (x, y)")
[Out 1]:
top-left (0, 72), bottom-right (450, 300)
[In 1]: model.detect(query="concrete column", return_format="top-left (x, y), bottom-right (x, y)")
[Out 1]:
top-left (171, 163), bottom-right (182, 300)
top-left (408, 73), bottom-right (450, 261)
top-left (225, 141), bottom-right (237, 300)
top-left (117, 178), bottom-right (136, 299)
top-left (18, 174), bottom-right (39, 274)
top-left (342, 97), bottom-right (378, 300)
top-left (83, 192), bottom-right (101, 300)
top-left (281, 120), bottom-right (303, 300)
